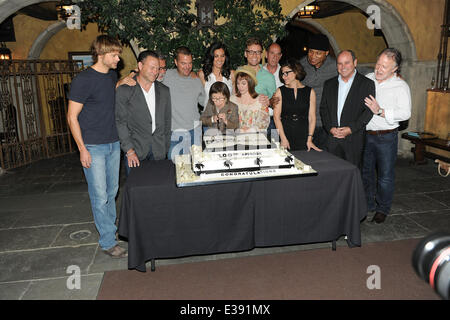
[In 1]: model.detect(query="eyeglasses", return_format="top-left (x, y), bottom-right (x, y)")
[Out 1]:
top-left (281, 70), bottom-right (294, 77)
top-left (246, 50), bottom-right (262, 56)
top-left (211, 97), bottom-right (226, 102)
top-left (159, 67), bottom-right (167, 71)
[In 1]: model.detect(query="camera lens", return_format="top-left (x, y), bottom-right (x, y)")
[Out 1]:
top-left (412, 232), bottom-right (450, 300)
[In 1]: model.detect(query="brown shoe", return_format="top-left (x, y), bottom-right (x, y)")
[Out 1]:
top-left (103, 245), bottom-right (128, 258)
top-left (371, 212), bottom-right (387, 224)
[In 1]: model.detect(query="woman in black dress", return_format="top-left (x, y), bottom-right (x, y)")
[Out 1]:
top-left (273, 59), bottom-right (321, 151)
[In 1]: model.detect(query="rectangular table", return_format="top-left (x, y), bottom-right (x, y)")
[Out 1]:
top-left (118, 150), bottom-right (367, 272)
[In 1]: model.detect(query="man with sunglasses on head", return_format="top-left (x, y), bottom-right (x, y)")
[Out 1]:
top-left (263, 42), bottom-right (284, 139)
top-left (156, 53), bottom-right (167, 82)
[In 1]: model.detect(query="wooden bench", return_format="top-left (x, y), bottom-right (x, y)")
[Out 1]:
top-left (401, 132), bottom-right (450, 164)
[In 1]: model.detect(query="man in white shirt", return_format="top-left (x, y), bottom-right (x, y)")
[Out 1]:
top-left (363, 48), bottom-right (412, 223)
top-left (263, 43), bottom-right (283, 138)
top-left (115, 50), bottom-right (172, 176)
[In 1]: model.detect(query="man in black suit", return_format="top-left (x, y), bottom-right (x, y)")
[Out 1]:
top-left (320, 50), bottom-right (375, 168)
top-left (115, 50), bottom-right (172, 176)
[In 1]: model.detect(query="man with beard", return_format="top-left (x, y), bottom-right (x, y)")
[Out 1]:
top-left (163, 46), bottom-right (206, 159)
top-left (300, 34), bottom-right (338, 149)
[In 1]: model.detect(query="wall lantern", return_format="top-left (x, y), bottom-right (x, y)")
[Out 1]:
top-left (0, 42), bottom-right (12, 60)
top-left (297, 5), bottom-right (320, 18)
top-left (196, 0), bottom-right (214, 29)
top-left (56, 0), bottom-right (74, 20)
top-left (56, 1), bottom-right (81, 29)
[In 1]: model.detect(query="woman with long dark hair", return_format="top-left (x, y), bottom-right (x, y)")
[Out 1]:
top-left (198, 42), bottom-right (234, 107)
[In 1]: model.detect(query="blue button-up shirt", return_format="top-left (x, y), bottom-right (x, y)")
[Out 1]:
top-left (337, 70), bottom-right (356, 126)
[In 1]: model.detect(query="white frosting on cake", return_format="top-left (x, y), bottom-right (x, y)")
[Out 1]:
top-left (191, 144), bottom-right (295, 174)
top-left (204, 132), bottom-right (270, 149)
top-left (174, 142), bottom-right (316, 187)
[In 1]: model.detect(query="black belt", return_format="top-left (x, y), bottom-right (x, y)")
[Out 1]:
top-left (281, 114), bottom-right (304, 121)
top-left (366, 128), bottom-right (398, 135)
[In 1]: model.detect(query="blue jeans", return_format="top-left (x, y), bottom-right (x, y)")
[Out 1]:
top-left (362, 131), bottom-right (398, 215)
top-left (83, 141), bottom-right (120, 250)
top-left (168, 126), bottom-right (202, 161)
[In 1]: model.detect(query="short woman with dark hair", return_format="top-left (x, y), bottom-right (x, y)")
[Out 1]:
top-left (273, 59), bottom-right (321, 151)
top-left (230, 66), bottom-right (270, 133)
top-left (198, 43), bottom-right (234, 107)
top-left (200, 81), bottom-right (239, 133)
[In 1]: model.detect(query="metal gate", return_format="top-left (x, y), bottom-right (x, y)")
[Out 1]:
top-left (0, 59), bottom-right (81, 170)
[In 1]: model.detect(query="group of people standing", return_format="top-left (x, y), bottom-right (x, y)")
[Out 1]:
top-left (67, 33), bottom-right (411, 258)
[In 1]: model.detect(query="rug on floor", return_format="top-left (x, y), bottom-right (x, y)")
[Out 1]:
top-left (97, 238), bottom-right (440, 300)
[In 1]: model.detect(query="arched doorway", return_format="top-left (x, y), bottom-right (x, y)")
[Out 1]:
top-left (288, 0), bottom-right (417, 63)
top-left (277, 20), bottom-right (338, 63)
top-left (0, 0), bottom-right (56, 24)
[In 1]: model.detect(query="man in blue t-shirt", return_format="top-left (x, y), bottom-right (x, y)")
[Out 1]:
top-left (67, 35), bottom-right (127, 258)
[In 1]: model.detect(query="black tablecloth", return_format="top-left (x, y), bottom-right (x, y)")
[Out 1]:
top-left (119, 150), bottom-right (367, 271)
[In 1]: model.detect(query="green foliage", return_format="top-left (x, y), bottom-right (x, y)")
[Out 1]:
top-left (78, 0), bottom-right (287, 70)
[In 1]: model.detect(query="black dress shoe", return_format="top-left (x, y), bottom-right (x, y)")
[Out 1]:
top-left (371, 212), bottom-right (387, 224)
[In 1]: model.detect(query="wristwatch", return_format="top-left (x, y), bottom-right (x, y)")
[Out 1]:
top-left (377, 108), bottom-right (383, 115)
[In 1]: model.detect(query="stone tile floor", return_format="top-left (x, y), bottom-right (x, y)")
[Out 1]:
top-left (0, 153), bottom-right (448, 299)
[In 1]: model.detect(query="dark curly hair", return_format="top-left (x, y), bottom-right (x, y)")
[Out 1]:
top-left (202, 42), bottom-right (232, 81)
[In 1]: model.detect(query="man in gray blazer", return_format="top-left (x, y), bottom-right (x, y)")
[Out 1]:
top-left (116, 50), bottom-right (171, 176)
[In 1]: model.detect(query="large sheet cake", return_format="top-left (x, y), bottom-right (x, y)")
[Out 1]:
top-left (175, 132), bottom-right (317, 187)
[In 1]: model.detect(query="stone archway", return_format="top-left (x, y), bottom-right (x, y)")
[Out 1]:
top-left (0, 0), bottom-right (57, 24)
top-left (289, 0), bottom-right (417, 63)
top-left (0, 0), bottom-right (142, 59)
top-left (28, 21), bottom-right (66, 59)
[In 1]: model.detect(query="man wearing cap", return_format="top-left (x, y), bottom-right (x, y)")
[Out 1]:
top-left (300, 34), bottom-right (338, 149)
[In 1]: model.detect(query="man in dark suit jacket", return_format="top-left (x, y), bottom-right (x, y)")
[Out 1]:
top-left (115, 50), bottom-right (171, 175)
top-left (320, 50), bottom-right (375, 168)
